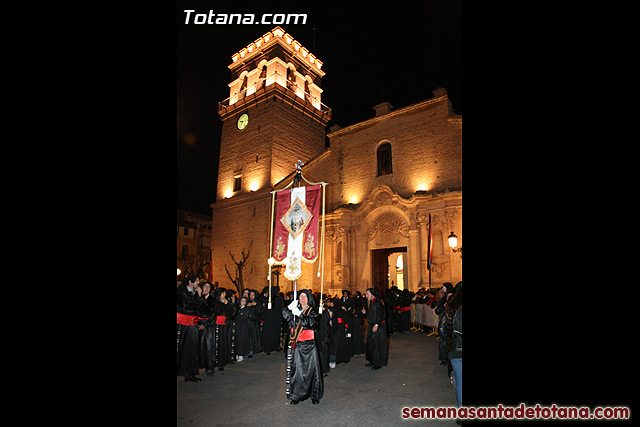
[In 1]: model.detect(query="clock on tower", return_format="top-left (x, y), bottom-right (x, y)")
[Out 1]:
top-left (236, 113), bottom-right (249, 130)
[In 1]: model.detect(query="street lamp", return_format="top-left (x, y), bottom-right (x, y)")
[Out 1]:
top-left (177, 268), bottom-right (181, 276)
top-left (447, 231), bottom-right (462, 257)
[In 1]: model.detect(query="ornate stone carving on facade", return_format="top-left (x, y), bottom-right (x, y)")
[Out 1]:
top-left (374, 192), bottom-right (393, 207)
top-left (431, 260), bottom-right (449, 278)
top-left (431, 213), bottom-right (443, 228)
top-left (416, 211), bottom-right (429, 224)
top-left (445, 208), bottom-right (459, 223)
top-left (368, 212), bottom-right (409, 241)
top-left (326, 225), bottom-right (336, 241)
top-left (337, 226), bottom-right (347, 241)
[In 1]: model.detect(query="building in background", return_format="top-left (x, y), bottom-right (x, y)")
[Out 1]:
top-left (211, 27), bottom-right (461, 296)
top-left (177, 209), bottom-right (212, 262)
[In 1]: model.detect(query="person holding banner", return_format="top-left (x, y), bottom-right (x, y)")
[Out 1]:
top-left (282, 289), bottom-right (323, 404)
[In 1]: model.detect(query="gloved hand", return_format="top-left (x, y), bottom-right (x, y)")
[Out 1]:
top-left (291, 305), bottom-right (302, 317)
top-left (288, 299), bottom-right (298, 311)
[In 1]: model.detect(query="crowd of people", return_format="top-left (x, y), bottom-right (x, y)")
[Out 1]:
top-left (177, 275), bottom-right (462, 407)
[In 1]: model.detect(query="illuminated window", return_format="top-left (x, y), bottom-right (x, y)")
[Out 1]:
top-left (239, 75), bottom-right (248, 100)
top-left (304, 80), bottom-right (311, 101)
top-left (260, 65), bottom-right (267, 89)
top-left (286, 66), bottom-right (294, 90)
top-left (377, 143), bottom-right (393, 176)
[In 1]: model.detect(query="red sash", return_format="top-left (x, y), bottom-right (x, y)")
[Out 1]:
top-left (177, 312), bottom-right (198, 326)
top-left (298, 329), bottom-right (315, 341)
top-left (215, 315), bottom-right (227, 325)
top-left (400, 306), bottom-right (411, 312)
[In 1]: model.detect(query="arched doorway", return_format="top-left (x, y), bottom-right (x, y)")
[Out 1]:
top-left (371, 246), bottom-right (407, 297)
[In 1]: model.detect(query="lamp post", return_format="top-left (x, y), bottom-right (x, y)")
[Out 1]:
top-left (447, 231), bottom-right (462, 258)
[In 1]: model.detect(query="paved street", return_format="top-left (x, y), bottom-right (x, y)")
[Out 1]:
top-left (177, 330), bottom-right (458, 426)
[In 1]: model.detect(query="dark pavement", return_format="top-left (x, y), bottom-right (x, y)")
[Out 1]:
top-left (177, 330), bottom-right (458, 426)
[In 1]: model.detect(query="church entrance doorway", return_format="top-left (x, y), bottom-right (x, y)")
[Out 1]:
top-left (371, 246), bottom-right (407, 297)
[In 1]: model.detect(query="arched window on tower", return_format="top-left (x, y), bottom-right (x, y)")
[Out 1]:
top-left (260, 65), bottom-right (267, 89)
top-left (377, 142), bottom-right (393, 176)
top-left (304, 79), bottom-right (311, 102)
top-left (239, 75), bottom-right (248, 100)
top-left (286, 66), bottom-right (294, 90)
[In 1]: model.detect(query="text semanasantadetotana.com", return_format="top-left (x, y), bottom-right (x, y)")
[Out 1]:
top-left (402, 403), bottom-right (630, 420)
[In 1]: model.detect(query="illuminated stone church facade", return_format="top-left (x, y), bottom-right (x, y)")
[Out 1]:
top-left (211, 27), bottom-right (461, 295)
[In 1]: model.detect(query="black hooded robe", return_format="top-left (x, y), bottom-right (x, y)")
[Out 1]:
top-left (177, 283), bottom-right (204, 378)
top-left (351, 295), bottom-right (365, 355)
top-left (211, 294), bottom-right (236, 369)
top-left (318, 310), bottom-right (331, 375)
top-left (198, 293), bottom-right (217, 373)
top-left (366, 296), bottom-right (389, 367)
top-left (260, 286), bottom-right (284, 354)
top-left (330, 301), bottom-right (351, 364)
top-left (386, 290), bottom-right (397, 335)
top-left (247, 290), bottom-right (264, 355)
top-left (397, 290), bottom-right (412, 333)
top-left (282, 290), bottom-right (324, 403)
top-left (234, 303), bottom-right (251, 357)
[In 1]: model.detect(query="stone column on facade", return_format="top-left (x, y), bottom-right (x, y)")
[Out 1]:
top-left (408, 229), bottom-right (420, 292)
top-left (356, 227), bottom-right (369, 292)
top-left (344, 226), bottom-right (352, 291)
top-left (418, 216), bottom-right (428, 288)
top-left (326, 225), bottom-right (336, 289)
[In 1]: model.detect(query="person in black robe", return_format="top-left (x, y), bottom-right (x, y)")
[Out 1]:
top-left (177, 275), bottom-right (205, 381)
top-left (246, 289), bottom-right (264, 357)
top-left (226, 289), bottom-right (238, 362)
top-left (234, 296), bottom-right (251, 361)
top-left (330, 298), bottom-right (351, 365)
top-left (282, 289), bottom-right (323, 404)
top-left (318, 307), bottom-right (332, 376)
top-left (260, 285), bottom-right (284, 355)
top-left (386, 287), bottom-right (398, 336)
top-left (436, 283), bottom-right (455, 364)
top-left (364, 288), bottom-right (388, 370)
top-left (198, 282), bottom-right (217, 376)
top-left (211, 287), bottom-right (235, 371)
top-left (340, 291), bottom-right (355, 357)
top-left (397, 289), bottom-right (412, 334)
top-left (351, 291), bottom-right (365, 355)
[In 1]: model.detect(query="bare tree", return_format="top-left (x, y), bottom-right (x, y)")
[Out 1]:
top-left (224, 243), bottom-right (252, 293)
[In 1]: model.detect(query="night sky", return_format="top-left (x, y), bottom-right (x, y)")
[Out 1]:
top-left (177, 1), bottom-right (462, 215)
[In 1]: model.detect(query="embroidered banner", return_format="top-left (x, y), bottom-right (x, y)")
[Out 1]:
top-left (301, 184), bottom-right (321, 262)
top-left (283, 187), bottom-right (307, 280)
top-left (272, 185), bottom-right (322, 280)
top-left (272, 189), bottom-right (291, 264)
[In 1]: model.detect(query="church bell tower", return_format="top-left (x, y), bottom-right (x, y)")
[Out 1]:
top-left (216, 26), bottom-right (331, 201)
